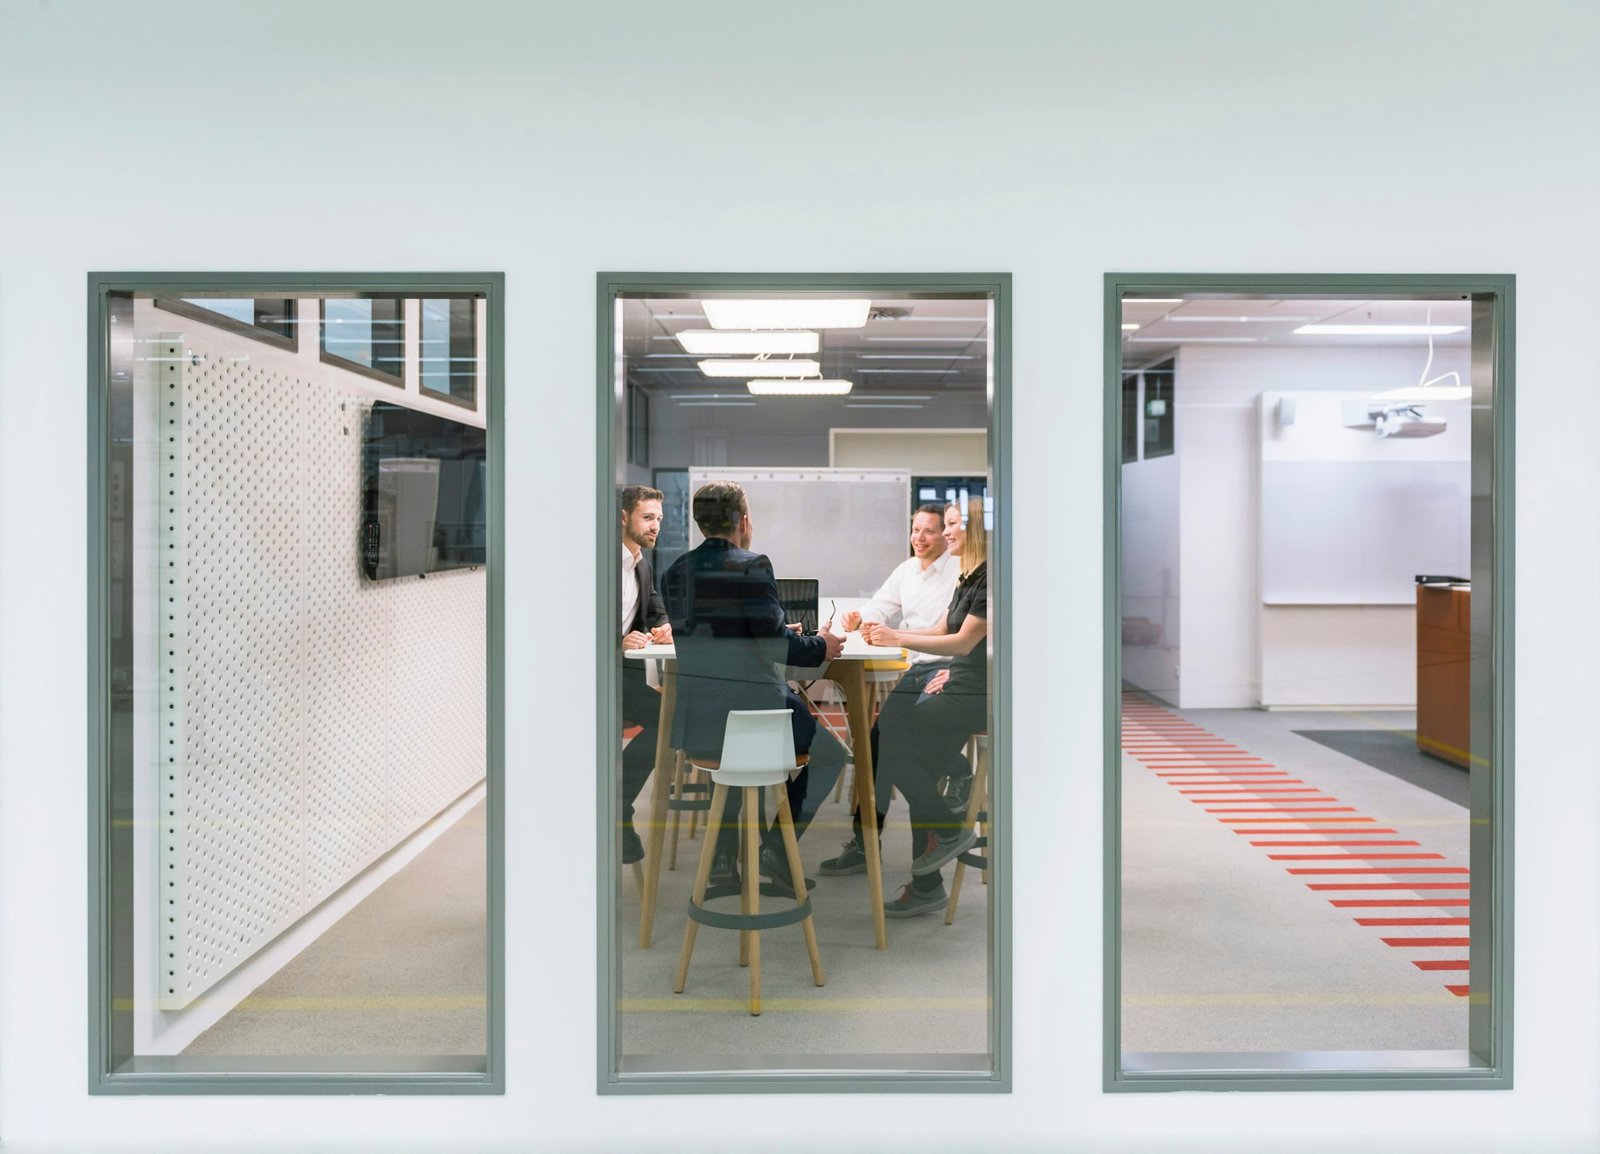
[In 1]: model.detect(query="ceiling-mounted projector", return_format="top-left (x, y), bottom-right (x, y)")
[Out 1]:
top-left (1341, 400), bottom-right (1447, 438)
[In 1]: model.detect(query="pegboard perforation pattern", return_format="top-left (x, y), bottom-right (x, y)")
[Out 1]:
top-left (157, 336), bottom-right (485, 1010)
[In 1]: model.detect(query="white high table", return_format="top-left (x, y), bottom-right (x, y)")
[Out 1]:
top-left (625, 635), bottom-right (906, 951)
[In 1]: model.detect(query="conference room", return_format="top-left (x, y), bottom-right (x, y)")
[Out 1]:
top-left (601, 275), bottom-right (1008, 1084)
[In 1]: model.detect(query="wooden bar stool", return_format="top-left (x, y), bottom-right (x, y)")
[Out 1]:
top-left (945, 732), bottom-right (990, 925)
top-left (665, 751), bottom-right (712, 870)
top-left (675, 709), bottom-right (825, 1016)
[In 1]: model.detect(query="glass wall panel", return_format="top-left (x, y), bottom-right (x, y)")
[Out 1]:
top-left (605, 282), bottom-right (1004, 1085)
top-left (322, 296), bottom-right (406, 384)
top-left (95, 282), bottom-right (495, 1087)
top-left (1113, 286), bottom-right (1505, 1081)
top-left (420, 297), bottom-right (478, 407)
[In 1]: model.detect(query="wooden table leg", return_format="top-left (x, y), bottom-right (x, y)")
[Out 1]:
top-left (838, 663), bottom-right (887, 949)
top-left (638, 664), bottom-right (676, 949)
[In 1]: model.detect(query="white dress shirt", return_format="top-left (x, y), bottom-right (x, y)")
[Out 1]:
top-left (620, 544), bottom-right (641, 638)
top-left (856, 550), bottom-right (961, 664)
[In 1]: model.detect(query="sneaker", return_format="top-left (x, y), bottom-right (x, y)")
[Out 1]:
top-left (819, 836), bottom-right (870, 876)
top-left (910, 827), bottom-right (977, 876)
top-left (758, 841), bottom-right (816, 897)
top-left (884, 881), bottom-right (947, 918)
top-left (620, 826), bottom-right (644, 865)
top-left (943, 772), bottom-right (974, 815)
top-left (709, 842), bottom-right (740, 889)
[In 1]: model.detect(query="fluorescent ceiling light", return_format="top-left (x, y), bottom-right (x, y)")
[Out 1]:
top-left (1124, 297), bottom-right (1183, 304)
top-left (747, 379), bottom-right (853, 396)
top-left (1370, 385), bottom-right (1474, 402)
top-left (1127, 336), bottom-right (1264, 344)
top-left (857, 354), bottom-right (976, 360)
top-left (702, 299), bottom-right (871, 330)
top-left (675, 329), bottom-right (819, 355)
top-left (1121, 323), bottom-right (1139, 331)
top-left (698, 358), bottom-right (820, 378)
top-left (1170, 315), bottom-right (1313, 322)
top-left (1295, 324), bottom-right (1466, 336)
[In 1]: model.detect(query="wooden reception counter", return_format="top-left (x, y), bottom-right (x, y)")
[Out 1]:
top-left (1416, 579), bottom-right (1470, 768)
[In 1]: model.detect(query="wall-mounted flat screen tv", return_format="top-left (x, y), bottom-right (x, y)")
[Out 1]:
top-left (361, 401), bottom-right (487, 580)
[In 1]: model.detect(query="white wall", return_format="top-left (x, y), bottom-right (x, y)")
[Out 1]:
top-left (1173, 344), bottom-right (1473, 708)
top-left (1, 2), bottom-right (1597, 1151)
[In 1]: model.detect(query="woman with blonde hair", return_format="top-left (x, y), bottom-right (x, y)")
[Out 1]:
top-left (859, 496), bottom-right (990, 917)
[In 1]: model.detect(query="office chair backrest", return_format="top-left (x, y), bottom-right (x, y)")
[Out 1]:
top-left (717, 709), bottom-right (797, 779)
top-left (775, 577), bottom-right (819, 633)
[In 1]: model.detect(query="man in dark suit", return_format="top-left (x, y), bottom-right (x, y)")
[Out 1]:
top-left (660, 480), bottom-right (847, 892)
top-left (619, 484), bottom-right (672, 864)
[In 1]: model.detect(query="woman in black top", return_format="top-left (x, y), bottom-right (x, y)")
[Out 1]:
top-left (860, 497), bottom-right (989, 917)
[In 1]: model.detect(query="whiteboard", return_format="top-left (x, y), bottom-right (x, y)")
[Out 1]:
top-left (1260, 460), bottom-right (1470, 604)
top-left (687, 468), bottom-right (911, 598)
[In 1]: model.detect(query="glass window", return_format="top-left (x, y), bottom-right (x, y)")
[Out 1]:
top-left (91, 276), bottom-right (501, 1092)
top-left (154, 296), bottom-right (298, 351)
top-left (601, 277), bottom-right (1008, 1090)
top-left (1109, 279), bottom-right (1511, 1089)
top-left (321, 296), bottom-right (405, 385)
top-left (419, 297), bottom-right (478, 407)
top-left (1121, 372), bottom-right (1140, 464)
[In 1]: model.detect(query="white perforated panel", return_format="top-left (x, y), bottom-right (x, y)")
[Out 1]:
top-left (159, 335), bottom-right (486, 1011)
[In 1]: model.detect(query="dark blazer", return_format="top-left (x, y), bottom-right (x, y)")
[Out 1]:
top-left (623, 549), bottom-right (668, 637)
top-left (660, 537), bottom-right (828, 758)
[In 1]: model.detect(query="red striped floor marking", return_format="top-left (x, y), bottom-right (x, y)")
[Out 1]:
top-left (1307, 882), bottom-right (1469, 890)
top-left (1126, 693), bottom-right (1470, 996)
top-left (1382, 937), bottom-right (1470, 947)
top-left (1445, 985), bottom-right (1471, 997)
top-left (1355, 917), bottom-right (1469, 926)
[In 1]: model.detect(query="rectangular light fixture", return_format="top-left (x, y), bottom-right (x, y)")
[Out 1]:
top-left (675, 329), bottom-right (819, 355)
top-left (1294, 324), bottom-right (1466, 336)
top-left (702, 299), bottom-right (871, 330)
top-left (747, 379), bottom-right (853, 396)
top-left (698, 358), bottom-right (820, 378)
top-left (1124, 297), bottom-right (1183, 304)
top-left (1121, 323), bottom-right (1140, 331)
top-left (1170, 314), bottom-right (1314, 323)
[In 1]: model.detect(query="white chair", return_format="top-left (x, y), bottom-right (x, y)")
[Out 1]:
top-left (674, 709), bottom-right (825, 1016)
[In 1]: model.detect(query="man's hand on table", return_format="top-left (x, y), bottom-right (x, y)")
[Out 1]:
top-left (648, 623), bottom-right (672, 644)
top-left (622, 631), bottom-right (650, 650)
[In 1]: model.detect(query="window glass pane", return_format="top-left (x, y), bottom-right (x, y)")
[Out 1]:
top-left (610, 287), bottom-right (1000, 1082)
top-left (1116, 291), bottom-right (1496, 1077)
top-left (100, 287), bottom-right (491, 1082)
top-left (420, 297), bottom-right (477, 405)
top-left (323, 297), bottom-right (405, 380)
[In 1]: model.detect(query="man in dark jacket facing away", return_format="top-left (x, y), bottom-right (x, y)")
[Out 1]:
top-left (660, 480), bottom-right (846, 893)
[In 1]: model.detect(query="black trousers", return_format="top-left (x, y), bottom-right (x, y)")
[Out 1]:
top-left (851, 663), bottom-right (971, 833)
top-left (875, 664), bottom-right (986, 885)
top-left (620, 661), bottom-right (662, 828)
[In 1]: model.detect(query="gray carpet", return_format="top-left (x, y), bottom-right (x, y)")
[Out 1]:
top-left (183, 800), bottom-right (488, 1057)
top-left (1294, 729), bottom-right (1470, 806)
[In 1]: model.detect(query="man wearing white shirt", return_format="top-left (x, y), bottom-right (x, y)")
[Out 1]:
top-left (825, 505), bottom-right (963, 876)
top-left (619, 485), bottom-right (672, 865)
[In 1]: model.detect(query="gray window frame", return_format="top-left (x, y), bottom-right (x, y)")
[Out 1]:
top-left (595, 271), bottom-right (1013, 1094)
top-left (1101, 272), bottom-right (1515, 1093)
top-left (152, 296), bottom-right (300, 353)
top-left (87, 271), bottom-right (506, 1095)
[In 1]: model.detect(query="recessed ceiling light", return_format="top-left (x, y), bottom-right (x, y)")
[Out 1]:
top-left (1124, 297), bottom-right (1183, 304)
top-left (1121, 323), bottom-right (1140, 331)
top-left (1294, 324), bottom-right (1465, 336)
top-left (702, 299), bottom-right (871, 330)
top-left (675, 329), bottom-right (819, 355)
top-left (747, 379), bottom-right (853, 396)
top-left (698, 358), bottom-right (820, 378)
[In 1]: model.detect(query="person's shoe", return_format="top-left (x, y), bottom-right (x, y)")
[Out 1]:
top-left (818, 836), bottom-right (870, 876)
top-left (884, 881), bottom-right (948, 918)
top-left (943, 772), bottom-right (974, 815)
top-left (620, 826), bottom-right (644, 865)
top-left (910, 827), bottom-right (977, 876)
top-left (758, 841), bottom-right (816, 897)
top-left (709, 843), bottom-right (740, 889)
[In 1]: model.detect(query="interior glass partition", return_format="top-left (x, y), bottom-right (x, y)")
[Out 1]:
top-left (1106, 277), bottom-right (1511, 1089)
top-left (600, 276), bottom-right (1009, 1090)
top-left (91, 276), bottom-right (502, 1091)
